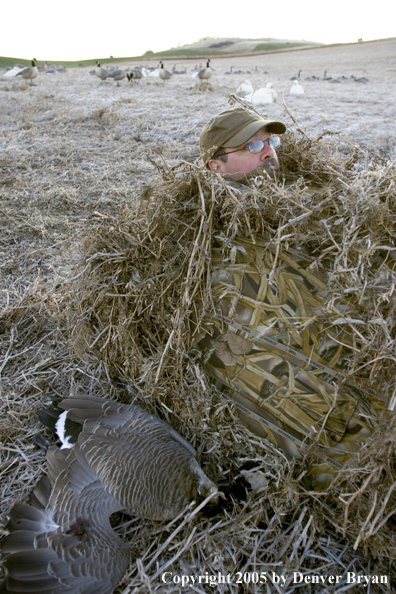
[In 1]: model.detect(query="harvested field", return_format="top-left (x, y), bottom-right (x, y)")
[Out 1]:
top-left (1, 38), bottom-right (396, 593)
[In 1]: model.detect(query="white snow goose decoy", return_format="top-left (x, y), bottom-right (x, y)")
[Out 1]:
top-left (15, 59), bottom-right (38, 85)
top-left (265, 82), bottom-right (278, 101)
top-left (244, 86), bottom-right (277, 105)
top-left (289, 80), bottom-right (304, 95)
top-left (236, 79), bottom-right (253, 96)
top-left (0, 395), bottom-right (217, 594)
top-left (3, 66), bottom-right (23, 77)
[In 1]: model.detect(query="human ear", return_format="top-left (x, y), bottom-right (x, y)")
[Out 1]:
top-left (208, 159), bottom-right (225, 174)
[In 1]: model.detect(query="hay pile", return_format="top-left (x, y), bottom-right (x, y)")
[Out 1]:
top-left (1, 122), bottom-right (396, 592)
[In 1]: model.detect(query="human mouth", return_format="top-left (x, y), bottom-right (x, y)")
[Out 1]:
top-left (261, 158), bottom-right (280, 173)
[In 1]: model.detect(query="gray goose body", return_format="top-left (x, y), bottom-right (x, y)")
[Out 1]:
top-left (0, 396), bottom-right (216, 594)
top-left (127, 68), bottom-right (143, 81)
top-left (159, 61), bottom-right (172, 81)
top-left (15, 59), bottom-right (38, 84)
top-left (197, 59), bottom-right (212, 81)
top-left (102, 69), bottom-right (126, 85)
top-left (94, 61), bottom-right (107, 79)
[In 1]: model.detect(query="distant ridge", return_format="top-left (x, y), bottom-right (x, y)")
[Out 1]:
top-left (1, 36), bottom-right (394, 69)
top-left (177, 36), bottom-right (322, 53)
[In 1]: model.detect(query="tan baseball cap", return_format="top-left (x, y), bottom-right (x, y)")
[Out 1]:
top-left (200, 107), bottom-right (286, 165)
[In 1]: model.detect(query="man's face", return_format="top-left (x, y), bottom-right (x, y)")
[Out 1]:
top-left (208, 127), bottom-right (280, 180)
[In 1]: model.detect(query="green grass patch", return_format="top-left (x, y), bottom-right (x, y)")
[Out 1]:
top-left (253, 42), bottom-right (312, 52)
top-left (0, 41), bottom-right (319, 70)
top-left (0, 56), bottom-right (145, 69)
top-left (140, 48), bottom-right (222, 58)
top-left (0, 56), bottom-right (33, 69)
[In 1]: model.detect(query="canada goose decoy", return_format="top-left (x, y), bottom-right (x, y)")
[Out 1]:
top-left (15, 58), bottom-right (38, 85)
top-left (103, 68), bottom-right (126, 86)
top-left (353, 76), bottom-right (369, 84)
top-left (95, 60), bottom-right (108, 80)
top-left (289, 79), bottom-right (305, 95)
top-left (0, 395), bottom-right (217, 594)
top-left (127, 67), bottom-right (143, 82)
top-left (197, 59), bottom-right (212, 82)
top-left (159, 61), bottom-right (172, 81)
top-left (290, 69), bottom-right (302, 80)
top-left (172, 65), bottom-right (186, 75)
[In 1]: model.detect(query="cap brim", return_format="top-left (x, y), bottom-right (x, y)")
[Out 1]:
top-left (223, 120), bottom-right (286, 148)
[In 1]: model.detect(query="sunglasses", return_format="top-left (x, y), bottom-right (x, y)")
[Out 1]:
top-left (220, 136), bottom-right (281, 156)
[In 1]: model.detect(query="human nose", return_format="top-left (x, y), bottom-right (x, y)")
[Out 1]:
top-left (260, 142), bottom-right (276, 161)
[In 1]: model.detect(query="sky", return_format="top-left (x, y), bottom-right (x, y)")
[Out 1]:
top-left (2, 0), bottom-right (394, 61)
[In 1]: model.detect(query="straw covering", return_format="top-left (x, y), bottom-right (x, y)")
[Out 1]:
top-left (2, 120), bottom-right (396, 592)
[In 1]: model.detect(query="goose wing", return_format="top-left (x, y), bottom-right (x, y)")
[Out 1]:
top-left (103, 69), bottom-right (124, 80)
top-left (15, 67), bottom-right (29, 77)
top-left (59, 396), bottom-right (216, 520)
top-left (1, 447), bottom-right (130, 594)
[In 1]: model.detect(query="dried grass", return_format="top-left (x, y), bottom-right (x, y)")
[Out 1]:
top-left (50, 123), bottom-right (396, 590)
top-left (1, 51), bottom-right (396, 591)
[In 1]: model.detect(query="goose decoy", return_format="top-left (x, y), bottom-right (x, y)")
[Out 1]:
top-left (236, 79), bottom-right (253, 96)
top-left (0, 395), bottom-right (217, 594)
top-left (148, 67), bottom-right (160, 77)
top-left (172, 65), bottom-right (186, 75)
top-left (95, 60), bottom-right (108, 80)
top-left (3, 66), bottom-right (23, 77)
top-left (289, 80), bottom-right (305, 95)
top-left (103, 68), bottom-right (126, 86)
top-left (265, 81), bottom-right (278, 101)
top-left (127, 67), bottom-right (143, 82)
top-left (290, 69), bottom-right (302, 80)
top-left (244, 86), bottom-right (276, 105)
top-left (197, 59), bottom-right (212, 82)
top-left (15, 58), bottom-right (38, 85)
top-left (159, 61), bottom-right (172, 81)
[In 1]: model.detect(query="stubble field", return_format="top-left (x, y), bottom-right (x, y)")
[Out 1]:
top-left (1, 38), bottom-right (395, 305)
top-left (0, 37), bottom-right (396, 593)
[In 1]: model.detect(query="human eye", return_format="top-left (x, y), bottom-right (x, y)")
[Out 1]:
top-left (248, 140), bottom-right (265, 153)
top-left (268, 136), bottom-right (280, 149)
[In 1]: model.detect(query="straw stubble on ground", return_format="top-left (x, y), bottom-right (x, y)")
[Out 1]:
top-left (1, 38), bottom-right (396, 592)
